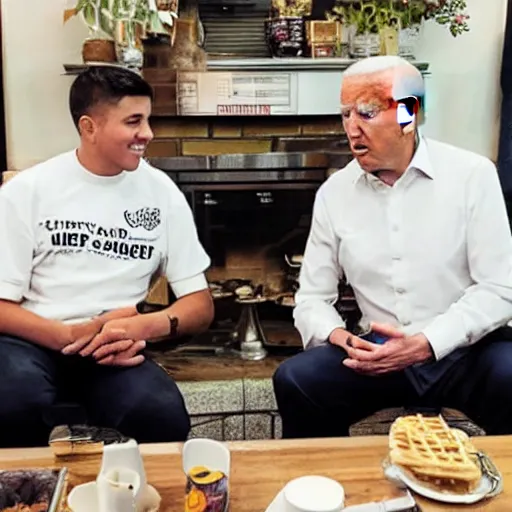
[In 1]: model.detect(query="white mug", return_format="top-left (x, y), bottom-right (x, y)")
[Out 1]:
top-left (283, 476), bottom-right (345, 512)
top-left (67, 467), bottom-right (139, 512)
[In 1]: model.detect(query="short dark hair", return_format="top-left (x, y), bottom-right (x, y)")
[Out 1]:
top-left (69, 66), bottom-right (154, 129)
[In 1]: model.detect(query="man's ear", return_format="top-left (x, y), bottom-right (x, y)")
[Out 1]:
top-left (402, 117), bottom-right (416, 135)
top-left (397, 96), bottom-right (419, 135)
top-left (78, 115), bottom-right (95, 139)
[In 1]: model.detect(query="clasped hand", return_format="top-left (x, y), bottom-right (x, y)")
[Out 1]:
top-left (330, 323), bottom-right (434, 376)
top-left (62, 316), bottom-right (145, 367)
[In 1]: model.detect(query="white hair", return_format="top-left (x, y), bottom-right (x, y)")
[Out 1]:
top-left (342, 56), bottom-right (425, 101)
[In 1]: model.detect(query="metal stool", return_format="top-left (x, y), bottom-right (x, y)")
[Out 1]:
top-left (230, 298), bottom-right (268, 361)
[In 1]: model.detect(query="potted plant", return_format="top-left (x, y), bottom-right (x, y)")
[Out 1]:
top-left (396, 0), bottom-right (469, 58)
top-left (423, 0), bottom-right (470, 37)
top-left (396, 0), bottom-right (427, 59)
top-left (111, 0), bottom-right (179, 69)
top-left (326, 0), bottom-right (470, 60)
top-left (64, 0), bottom-right (117, 63)
top-left (65, 0), bottom-right (178, 68)
top-left (327, 1), bottom-right (382, 58)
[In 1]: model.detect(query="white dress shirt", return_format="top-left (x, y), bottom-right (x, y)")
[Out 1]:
top-left (294, 136), bottom-right (512, 360)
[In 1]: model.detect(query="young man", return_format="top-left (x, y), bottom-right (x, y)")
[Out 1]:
top-left (0, 66), bottom-right (214, 447)
top-left (273, 56), bottom-right (512, 438)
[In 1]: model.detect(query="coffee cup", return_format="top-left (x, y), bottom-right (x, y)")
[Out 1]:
top-left (182, 438), bottom-right (230, 512)
top-left (282, 475), bottom-right (345, 512)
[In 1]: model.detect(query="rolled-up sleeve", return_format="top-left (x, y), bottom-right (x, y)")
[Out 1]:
top-left (164, 191), bottom-right (211, 298)
top-left (0, 181), bottom-right (33, 302)
top-left (294, 189), bottom-right (345, 348)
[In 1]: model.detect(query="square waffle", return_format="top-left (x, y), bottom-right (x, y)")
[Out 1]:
top-left (389, 414), bottom-right (482, 493)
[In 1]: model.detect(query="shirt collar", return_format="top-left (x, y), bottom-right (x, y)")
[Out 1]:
top-left (353, 135), bottom-right (435, 185)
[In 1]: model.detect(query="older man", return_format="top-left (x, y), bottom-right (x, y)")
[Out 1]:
top-left (273, 56), bottom-right (512, 439)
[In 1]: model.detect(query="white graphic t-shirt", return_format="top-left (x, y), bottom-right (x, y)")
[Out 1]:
top-left (0, 151), bottom-right (211, 323)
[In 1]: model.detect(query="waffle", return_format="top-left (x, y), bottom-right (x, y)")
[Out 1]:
top-left (389, 414), bottom-right (482, 493)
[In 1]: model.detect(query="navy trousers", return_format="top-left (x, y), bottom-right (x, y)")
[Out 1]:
top-left (0, 335), bottom-right (190, 448)
top-left (273, 333), bottom-right (512, 438)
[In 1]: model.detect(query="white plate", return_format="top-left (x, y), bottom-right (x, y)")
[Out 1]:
top-left (384, 463), bottom-right (494, 504)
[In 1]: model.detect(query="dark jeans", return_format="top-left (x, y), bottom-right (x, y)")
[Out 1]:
top-left (273, 333), bottom-right (512, 438)
top-left (0, 335), bottom-right (190, 448)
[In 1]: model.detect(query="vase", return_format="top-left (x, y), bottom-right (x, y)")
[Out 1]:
top-left (82, 38), bottom-right (116, 64)
top-left (115, 21), bottom-right (144, 71)
top-left (398, 24), bottom-right (422, 60)
top-left (266, 16), bottom-right (305, 58)
top-left (349, 31), bottom-right (380, 58)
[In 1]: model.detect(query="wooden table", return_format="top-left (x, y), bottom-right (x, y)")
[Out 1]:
top-left (0, 436), bottom-right (510, 511)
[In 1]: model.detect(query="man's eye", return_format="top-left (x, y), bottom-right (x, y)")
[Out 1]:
top-left (358, 110), bottom-right (378, 120)
top-left (341, 110), bottom-right (351, 119)
top-left (127, 119), bottom-right (141, 125)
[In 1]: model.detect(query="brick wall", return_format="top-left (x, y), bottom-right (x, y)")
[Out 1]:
top-left (143, 114), bottom-right (351, 300)
top-left (145, 115), bottom-right (347, 158)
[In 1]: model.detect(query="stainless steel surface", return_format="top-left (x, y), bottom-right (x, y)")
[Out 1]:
top-left (173, 169), bottom-right (325, 184)
top-left (49, 467), bottom-right (68, 512)
top-left (213, 152), bottom-right (328, 169)
top-left (63, 60), bottom-right (429, 76)
top-left (146, 156), bottom-right (210, 170)
top-left (149, 151), bottom-right (330, 171)
top-left (231, 302), bottom-right (268, 361)
top-left (343, 490), bottom-right (417, 512)
top-left (207, 58), bottom-right (431, 73)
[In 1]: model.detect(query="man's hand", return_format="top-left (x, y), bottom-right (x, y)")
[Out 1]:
top-left (62, 318), bottom-right (132, 357)
top-left (62, 309), bottom-right (137, 356)
top-left (342, 322), bottom-right (434, 375)
top-left (65, 317), bottom-right (104, 352)
top-left (329, 327), bottom-right (370, 351)
top-left (96, 340), bottom-right (146, 367)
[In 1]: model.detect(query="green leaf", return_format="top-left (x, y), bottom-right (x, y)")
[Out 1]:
top-left (82, 3), bottom-right (96, 27)
top-left (112, 0), bottom-right (121, 19)
top-left (100, 11), bottom-right (114, 37)
top-left (75, 0), bottom-right (90, 13)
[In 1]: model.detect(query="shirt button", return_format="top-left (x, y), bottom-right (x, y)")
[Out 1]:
top-left (392, 255), bottom-right (401, 261)
top-left (403, 320), bottom-right (411, 326)
top-left (392, 224), bottom-right (399, 232)
top-left (396, 287), bottom-right (405, 294)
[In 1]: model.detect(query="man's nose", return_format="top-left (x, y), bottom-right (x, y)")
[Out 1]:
top-left (139, 121), bottom-right (154, 142)
top-left (343, 116), bottom-right (363, 139)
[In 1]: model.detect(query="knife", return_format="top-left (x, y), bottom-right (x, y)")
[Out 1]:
top-left (343, 490), bottom-right (418, 512)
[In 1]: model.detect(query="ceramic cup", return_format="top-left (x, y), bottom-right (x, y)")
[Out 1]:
top-left (182, 438), bottom-right (230, 512)
top-left (283, 476), bottom-right (345, 512)
top-left (67, 467), bottom-right (140, 512)
top-left (67, 481), bottom-right (99, 512)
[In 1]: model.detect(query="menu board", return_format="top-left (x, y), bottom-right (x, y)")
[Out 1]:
top-left (177, 71), bottom-right (298, 116)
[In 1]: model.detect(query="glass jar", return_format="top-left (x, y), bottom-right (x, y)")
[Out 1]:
top-left (349, 31), bottom-right (380, 58)
top-left (398, 24), bottom-right (422, 60)
top-left (115, 21), bottom-right (144, 71)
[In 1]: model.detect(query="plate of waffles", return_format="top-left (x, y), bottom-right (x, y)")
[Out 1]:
top-left (383, 414), bottom-right (503, 504)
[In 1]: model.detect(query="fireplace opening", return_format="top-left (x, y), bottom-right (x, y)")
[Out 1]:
top-left (151, 152), bottom-right (349, 355)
